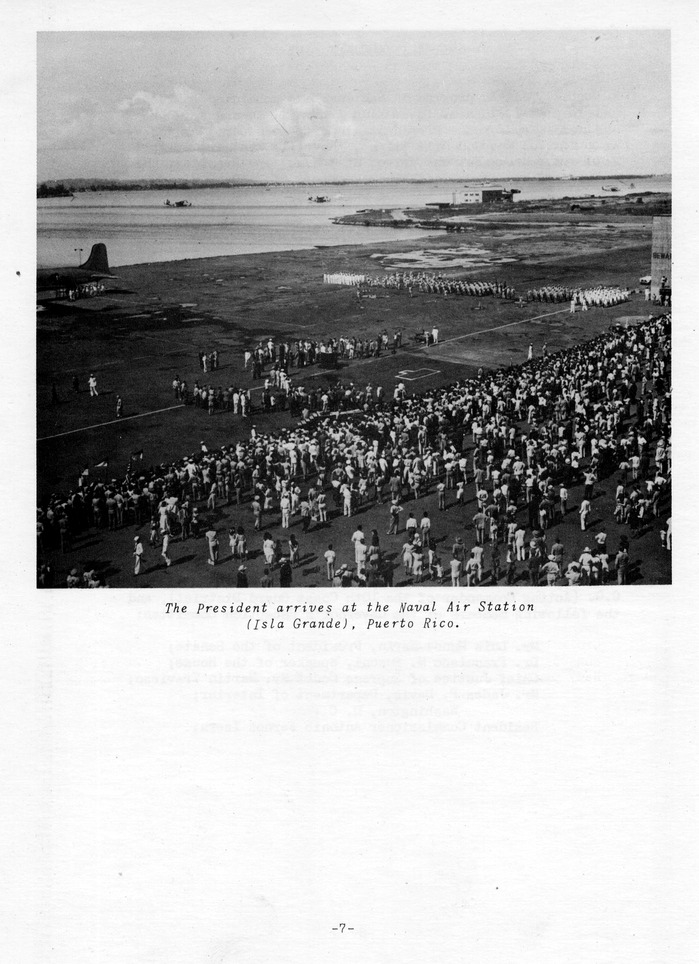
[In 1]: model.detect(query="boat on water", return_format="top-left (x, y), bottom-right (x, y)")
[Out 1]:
top-left (309, 195), bottom-right (330, 203)
top-left (164, 199), bottom-right (192, 207)
top-left (602, 186), bottom-right (619, 192)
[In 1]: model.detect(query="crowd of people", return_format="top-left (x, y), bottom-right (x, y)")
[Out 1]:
top-left (37, 309), bottom-right (671, 588)
top-left (51, 281), bottom-right (107, 302)
top-left (180, 330), bottom-right (410, 418)
top-left (525, 284), bottom-right (631, 308)
top-left (197, 349), bottom-right (220, 373)
top-left (323, 272), bottom-right (367, 285)
top-left (324, 272), bottom-right (631, 308)
top-left (261, 331), bottom-right (404, 366)
top-left (245, 338), bottom-right (344, 375)
top-left (326, 270), bottom-right (518, 300)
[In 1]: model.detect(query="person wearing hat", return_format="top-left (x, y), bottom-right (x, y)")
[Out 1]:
top-left (133, 536), bottom-right (144, 576)
top-left (387, 499), bottom-right (402, 535)
top-left (450, 553), bottom-right (462, 587)
top-left (565, 561), bottom-right (581, 586)
top-left (236, 565), bottom-right (248, 589)
top-left (578, 547), bottom-right (594, 584)
top-left (541, 554), bottom-right (560, 587)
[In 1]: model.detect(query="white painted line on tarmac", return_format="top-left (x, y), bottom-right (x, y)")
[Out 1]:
top-left (414, 308), bottom-right (570, 350)
top-left (38, 404), bottom-right (186, 442)
top-left (396, 369), bottom-right (441, 381)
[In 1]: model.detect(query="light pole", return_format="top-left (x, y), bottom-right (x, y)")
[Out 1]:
top-left (74, 247), bottom-right (83, 265)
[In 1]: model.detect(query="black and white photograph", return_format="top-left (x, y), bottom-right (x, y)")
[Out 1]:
top-left (35, 29), bottom-right (672, 589)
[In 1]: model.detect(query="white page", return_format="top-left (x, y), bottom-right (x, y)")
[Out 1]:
top-left (3, 2), bottom-right (698, 962)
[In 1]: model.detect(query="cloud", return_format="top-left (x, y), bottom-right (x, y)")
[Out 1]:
top-left (39, 85), bottom-right (361, 179)
top-left (117, 85), bottom-right (209, 122)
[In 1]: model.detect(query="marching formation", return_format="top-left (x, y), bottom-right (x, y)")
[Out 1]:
top-left (325, 272), bottom-right (631, 308)
top-left (323, 272), bottom-right (367, 285)
top-left (329, 271), bottom-right (518, 299)
top-left (525, 284), bottom-right (630, 307)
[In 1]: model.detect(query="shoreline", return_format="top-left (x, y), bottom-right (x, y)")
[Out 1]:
top-left (112, 230), bottom-right (446, 272)
top-left (110, 210), bottom-right (656, 274)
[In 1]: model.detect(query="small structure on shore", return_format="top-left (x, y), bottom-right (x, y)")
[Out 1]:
top-left (462, 187), bottom-right (519, 204)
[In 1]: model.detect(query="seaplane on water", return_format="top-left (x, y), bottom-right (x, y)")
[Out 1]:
top-left (37, 243), bottom-right (117, 305)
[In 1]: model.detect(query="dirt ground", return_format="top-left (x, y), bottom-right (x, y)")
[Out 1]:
top-left (36, 215), bottom-right (671, 588)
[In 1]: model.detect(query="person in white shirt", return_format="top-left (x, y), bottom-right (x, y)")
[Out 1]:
top-left (324, 544), bottom-right (336, 580)
top-left (133, 536), bottom-right (144, 575)
top-left (420, 511), bottom-right (431, 546)
top-left (351, 526), bottom-right (365, 564)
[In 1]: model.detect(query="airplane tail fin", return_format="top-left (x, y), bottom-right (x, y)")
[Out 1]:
top-left (80, 243), bottom-right (112, 275)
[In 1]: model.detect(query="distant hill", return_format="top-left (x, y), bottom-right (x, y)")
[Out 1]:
top-left (38, 173), bottom-right (672, 195)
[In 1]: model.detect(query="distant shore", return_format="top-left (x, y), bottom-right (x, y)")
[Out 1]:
top-left (37, 175), bottom-right (672, 192)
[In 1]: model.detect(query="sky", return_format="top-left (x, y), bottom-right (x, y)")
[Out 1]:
top-left (37, 31), bottom-right (671, 182)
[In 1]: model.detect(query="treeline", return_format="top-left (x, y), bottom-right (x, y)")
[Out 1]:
top-left (37, 178), bottom-right (263, 196)
top-left (37, 183), bottom-right (74, 198)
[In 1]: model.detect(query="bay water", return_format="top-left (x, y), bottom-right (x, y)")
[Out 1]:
top-left (37, 176), bottom-right (670, 269)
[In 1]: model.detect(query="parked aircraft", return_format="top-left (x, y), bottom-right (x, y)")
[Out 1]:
top-left (37, 243), bottom-right (117, 303)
